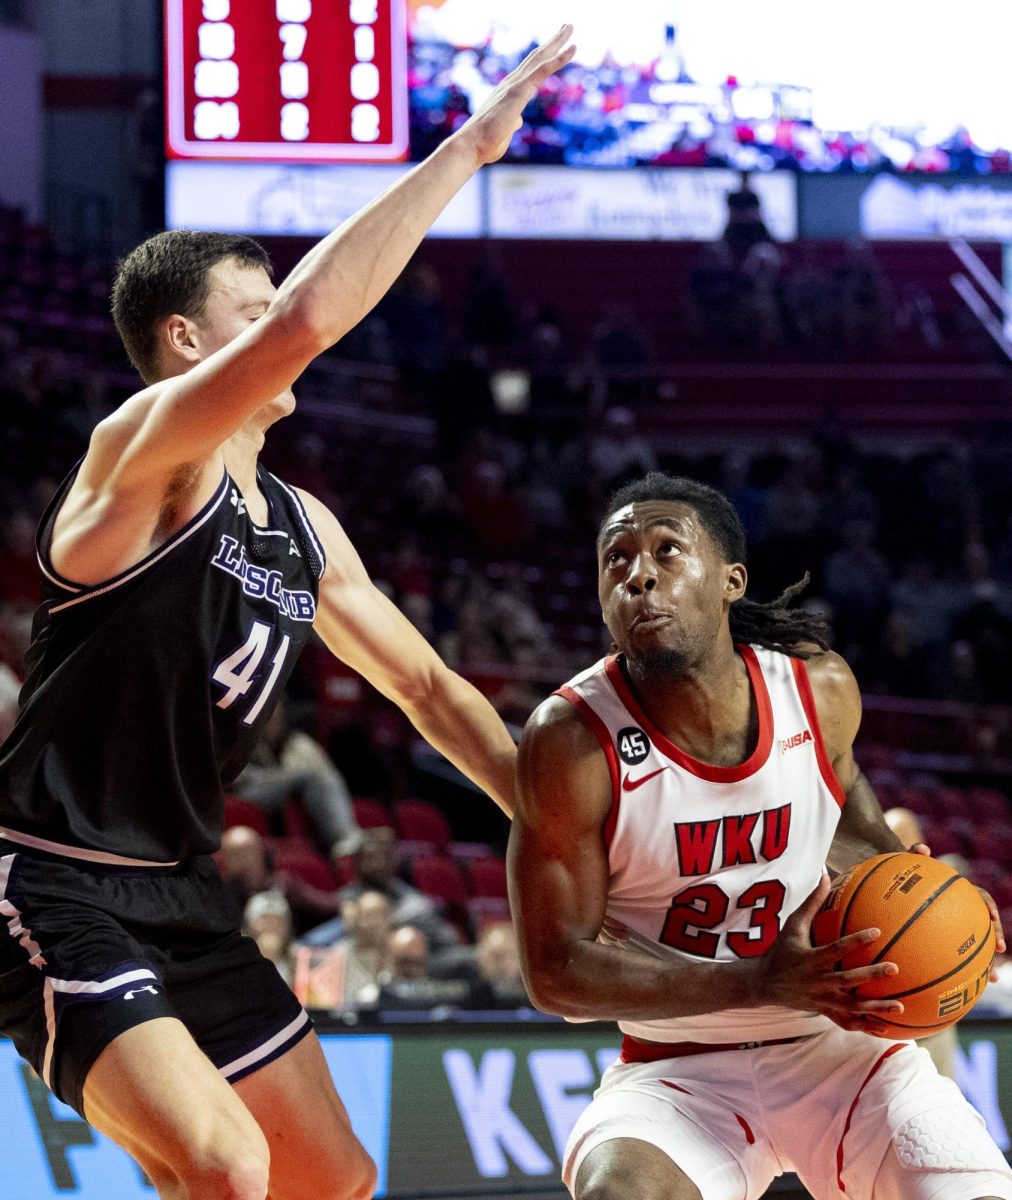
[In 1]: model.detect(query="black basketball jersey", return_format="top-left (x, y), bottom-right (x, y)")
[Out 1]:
top-left (0, 464), bottom-right (325, 862)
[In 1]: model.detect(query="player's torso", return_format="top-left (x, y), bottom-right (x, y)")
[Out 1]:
top-left (559, 645), bottom-right (845, 1042)
top-left (0, 464), bottom-right (325, 862)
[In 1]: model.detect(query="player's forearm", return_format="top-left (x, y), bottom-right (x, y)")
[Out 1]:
top-left (524, 940), bottom-right (758, 1021)
top-left (402, 670), bottom-right (517, 817)
top-left (275, 133), bottom-right (478, 349)
top-left (826, 772), bottom-right (903, 873)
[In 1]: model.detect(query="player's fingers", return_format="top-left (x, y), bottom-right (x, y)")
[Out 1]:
top-left (909, 842), bottom-right (931, 857)
top-left (978, 887), bottom-right (1006, 953)
top-left (818, 925), bottom-right (881, 964)
top-left (515, 24), bottom-right (573, 74)
top-left (533, 42), bottom-right (577, 81)
top-left (833, 961), bottom-right (898, 989)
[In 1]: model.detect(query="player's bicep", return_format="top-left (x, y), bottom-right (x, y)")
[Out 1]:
top-left (509, 703), bottom-right (612, 984)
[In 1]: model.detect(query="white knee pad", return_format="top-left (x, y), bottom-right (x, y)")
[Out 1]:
top-left (875, 1105), bottom-right (1012, 1200)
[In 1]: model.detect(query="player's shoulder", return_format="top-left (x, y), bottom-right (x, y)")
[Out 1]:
top-left (523, 696), bottom-right (609, 768)
top-left (794, 646), bottom-right (859, 701)
top-left (791, 646), bottom-right (861, 751)
top-left (517, 694), bottom-right (612, 820)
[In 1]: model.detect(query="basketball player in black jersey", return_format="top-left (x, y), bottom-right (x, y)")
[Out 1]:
top-left (0, 29), bottom-right (575, 1200)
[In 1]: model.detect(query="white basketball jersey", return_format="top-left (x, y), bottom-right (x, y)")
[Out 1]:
top-left (557, 645), bottom-right (845, 1044)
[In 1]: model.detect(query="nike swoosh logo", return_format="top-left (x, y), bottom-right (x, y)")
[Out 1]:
top-left (622, 766), bottom-right (669, 792)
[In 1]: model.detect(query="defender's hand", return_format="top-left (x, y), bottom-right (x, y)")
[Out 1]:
top-left (453, 25), bottom-right (576, 168)
top-left (748, 875), bottom-right (903, 1034)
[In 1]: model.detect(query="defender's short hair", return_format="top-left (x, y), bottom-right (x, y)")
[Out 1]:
top-left (111, 230), bottom-right (272, 383)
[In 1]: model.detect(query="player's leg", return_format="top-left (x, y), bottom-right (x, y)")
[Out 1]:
top-left (869, 1105), bottom-right (1012, 1200)
top-left (574, 1138), bottom-right (701, 1200)
top-left (231, 1029), bottom-right (376, 1200)
top-left (81, 1017), bottom-right (271, 1200)
top-left (562, 1056), bottom-right (775, 1200)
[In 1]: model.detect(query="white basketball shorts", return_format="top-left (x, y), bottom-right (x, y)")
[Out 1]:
top-left (563, 1025), bottom-right (1012, 1200)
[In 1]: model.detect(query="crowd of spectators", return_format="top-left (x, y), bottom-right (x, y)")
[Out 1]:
top-left (2, 200), bottom-right (1011, 1016)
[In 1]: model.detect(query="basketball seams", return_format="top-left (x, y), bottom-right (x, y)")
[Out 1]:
top-left (868, 872), bottom-right (962, 965)
top-left (874, 919), bottom-right (995, 1000)
top-left (835, 852), bottom-right (903, 945)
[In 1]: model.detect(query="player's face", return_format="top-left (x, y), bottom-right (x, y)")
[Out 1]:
top-left (192, 257), bottom-right (295, 423)
top-left (598, 500), bottom-right (745, 675)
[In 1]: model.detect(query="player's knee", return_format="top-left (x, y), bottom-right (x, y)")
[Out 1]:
top-left (317, 1145), bottom-right (377, 1200)
top-left (578, 1160), bottom-right (693, 1200)
top-left (181, 1139), bottom-right (271, 1200)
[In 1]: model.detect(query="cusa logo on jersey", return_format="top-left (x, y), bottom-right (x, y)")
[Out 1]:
top-left (779, 729), bottom-right (812, 754)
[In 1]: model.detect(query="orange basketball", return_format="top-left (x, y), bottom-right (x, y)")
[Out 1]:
top-left (811, 851), bottom-right (995, 1038)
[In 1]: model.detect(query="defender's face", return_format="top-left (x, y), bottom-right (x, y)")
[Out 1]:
top-left (192, 257), bottom-right (294, 420)
top-left (598, 500), bottom-right (744, 669)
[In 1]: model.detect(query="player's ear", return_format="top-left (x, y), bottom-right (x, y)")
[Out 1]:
top-left (726, 562), bottom-right (747, 602)
top-left (163, 313), bottom-right (202, 369)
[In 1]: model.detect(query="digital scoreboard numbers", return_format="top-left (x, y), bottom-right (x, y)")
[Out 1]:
top-left (165, 0), bottom-right (408, 161)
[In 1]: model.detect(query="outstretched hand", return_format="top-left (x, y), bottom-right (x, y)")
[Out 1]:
top-left (749, 874), bottom-right (903, 1034)
top-left (455, 25), bottom-right (577, 168)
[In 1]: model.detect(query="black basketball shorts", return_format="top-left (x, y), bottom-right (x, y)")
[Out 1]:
top-left (0, 836), bottom-right (311, 1118)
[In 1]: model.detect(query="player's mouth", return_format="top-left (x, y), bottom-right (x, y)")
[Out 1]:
top-left (630, 609), bottom-right (674, 634)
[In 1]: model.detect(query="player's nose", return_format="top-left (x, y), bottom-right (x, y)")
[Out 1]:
top-left (626, 554), bottom-right (658, 594)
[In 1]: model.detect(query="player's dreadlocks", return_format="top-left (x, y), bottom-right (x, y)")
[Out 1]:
top-left (600, 472), bottom-right (831, 658)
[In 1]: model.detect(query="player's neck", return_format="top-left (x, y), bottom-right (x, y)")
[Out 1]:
top-left (624, 641), bottom-right (752, 761)
top-left (222, 426), bottom-right (265, 497)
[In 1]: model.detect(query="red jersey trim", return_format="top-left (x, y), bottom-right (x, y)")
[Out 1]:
top-left (789, 657), bottom-right (847, 810)
top-left (555, 686), bottom-right (621, 848)
top-left (603, 645), bottom-right (774, 784)
top-left (836, 1043), bottom-right (905, 1190)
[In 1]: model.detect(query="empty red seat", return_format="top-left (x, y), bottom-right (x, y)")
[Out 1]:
top-left (411, 853), bottom-right (469, 908)
top-left (395, 800), bottom-right (452, 850)
top-left (272, 841), bottom-right (338, 892)
top-left (352, 797), bottom-right (393, 829)
top-left (467, 856), bottom-right (509, 899)
top-left (223, 796), bottom-right (270, 837)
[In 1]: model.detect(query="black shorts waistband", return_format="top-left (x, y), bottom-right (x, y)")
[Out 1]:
top-left (0, 826), bottom-right (185, 872)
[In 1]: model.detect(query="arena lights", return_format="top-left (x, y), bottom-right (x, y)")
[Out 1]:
top-left (164, 0), bottom-right (409, 161)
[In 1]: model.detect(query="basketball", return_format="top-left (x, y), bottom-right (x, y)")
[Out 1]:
top-left (811, 852), bottom-right (996, 1038)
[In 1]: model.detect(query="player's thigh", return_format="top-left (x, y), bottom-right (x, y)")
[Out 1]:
top-left (563, 1065), bottom-right (767, 1200)
top-left (82, 1017), bottom-right (270, 1193)
top-left (575, 1138), bottom-right (702, 1200)
top-left (232, 1028), bottom-right (376, 1200)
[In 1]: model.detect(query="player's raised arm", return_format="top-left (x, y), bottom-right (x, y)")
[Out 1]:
top-left (509, 696), bottom-right (905, 1027)
top-left (85, 27), bottom-right (577, 487)
top-left (295, 489), bottom-right (517, 816)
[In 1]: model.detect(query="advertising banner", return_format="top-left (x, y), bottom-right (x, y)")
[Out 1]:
top-left (0, 1020), bottom-right (1008, 1198)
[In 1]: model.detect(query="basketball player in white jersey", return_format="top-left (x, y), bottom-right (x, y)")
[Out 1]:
top-left (509, 472), bottom-right (1012, 1200)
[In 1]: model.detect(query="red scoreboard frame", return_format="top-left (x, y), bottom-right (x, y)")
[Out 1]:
top-left (165, 0), bottom-right (409, 162)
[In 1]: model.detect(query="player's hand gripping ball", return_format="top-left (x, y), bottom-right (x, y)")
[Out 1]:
top-left (811, 851), bottom-right (995, 1037)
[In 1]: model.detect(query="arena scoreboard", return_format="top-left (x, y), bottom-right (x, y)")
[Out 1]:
top-left (164, 0), bottom-right (409, 162)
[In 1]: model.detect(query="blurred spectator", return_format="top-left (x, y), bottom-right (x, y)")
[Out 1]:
top-left (218, 825), bottom-right (338, 932)
top-left (385, 926), bottom-right (430, 982)
top-left (588, 407), bottom-right (658, 492)
top-left (231, 702), bottom-right (362, 859)
top-left (329, 889), bottom-right (394, 1007)
top-left (0, 663), bottom-right (19, 744)
top-left (301, 826), bottom-right (458, 951)
top-left (242, 889), bottom-right (296, 987)
top-left (822, 519), bottom-right (891, 658)
top-left (467, 922), bottom-right (530, 1009)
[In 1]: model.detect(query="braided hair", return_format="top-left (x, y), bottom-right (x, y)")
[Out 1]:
top-left (601, 472), bottom-right (831, 659)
